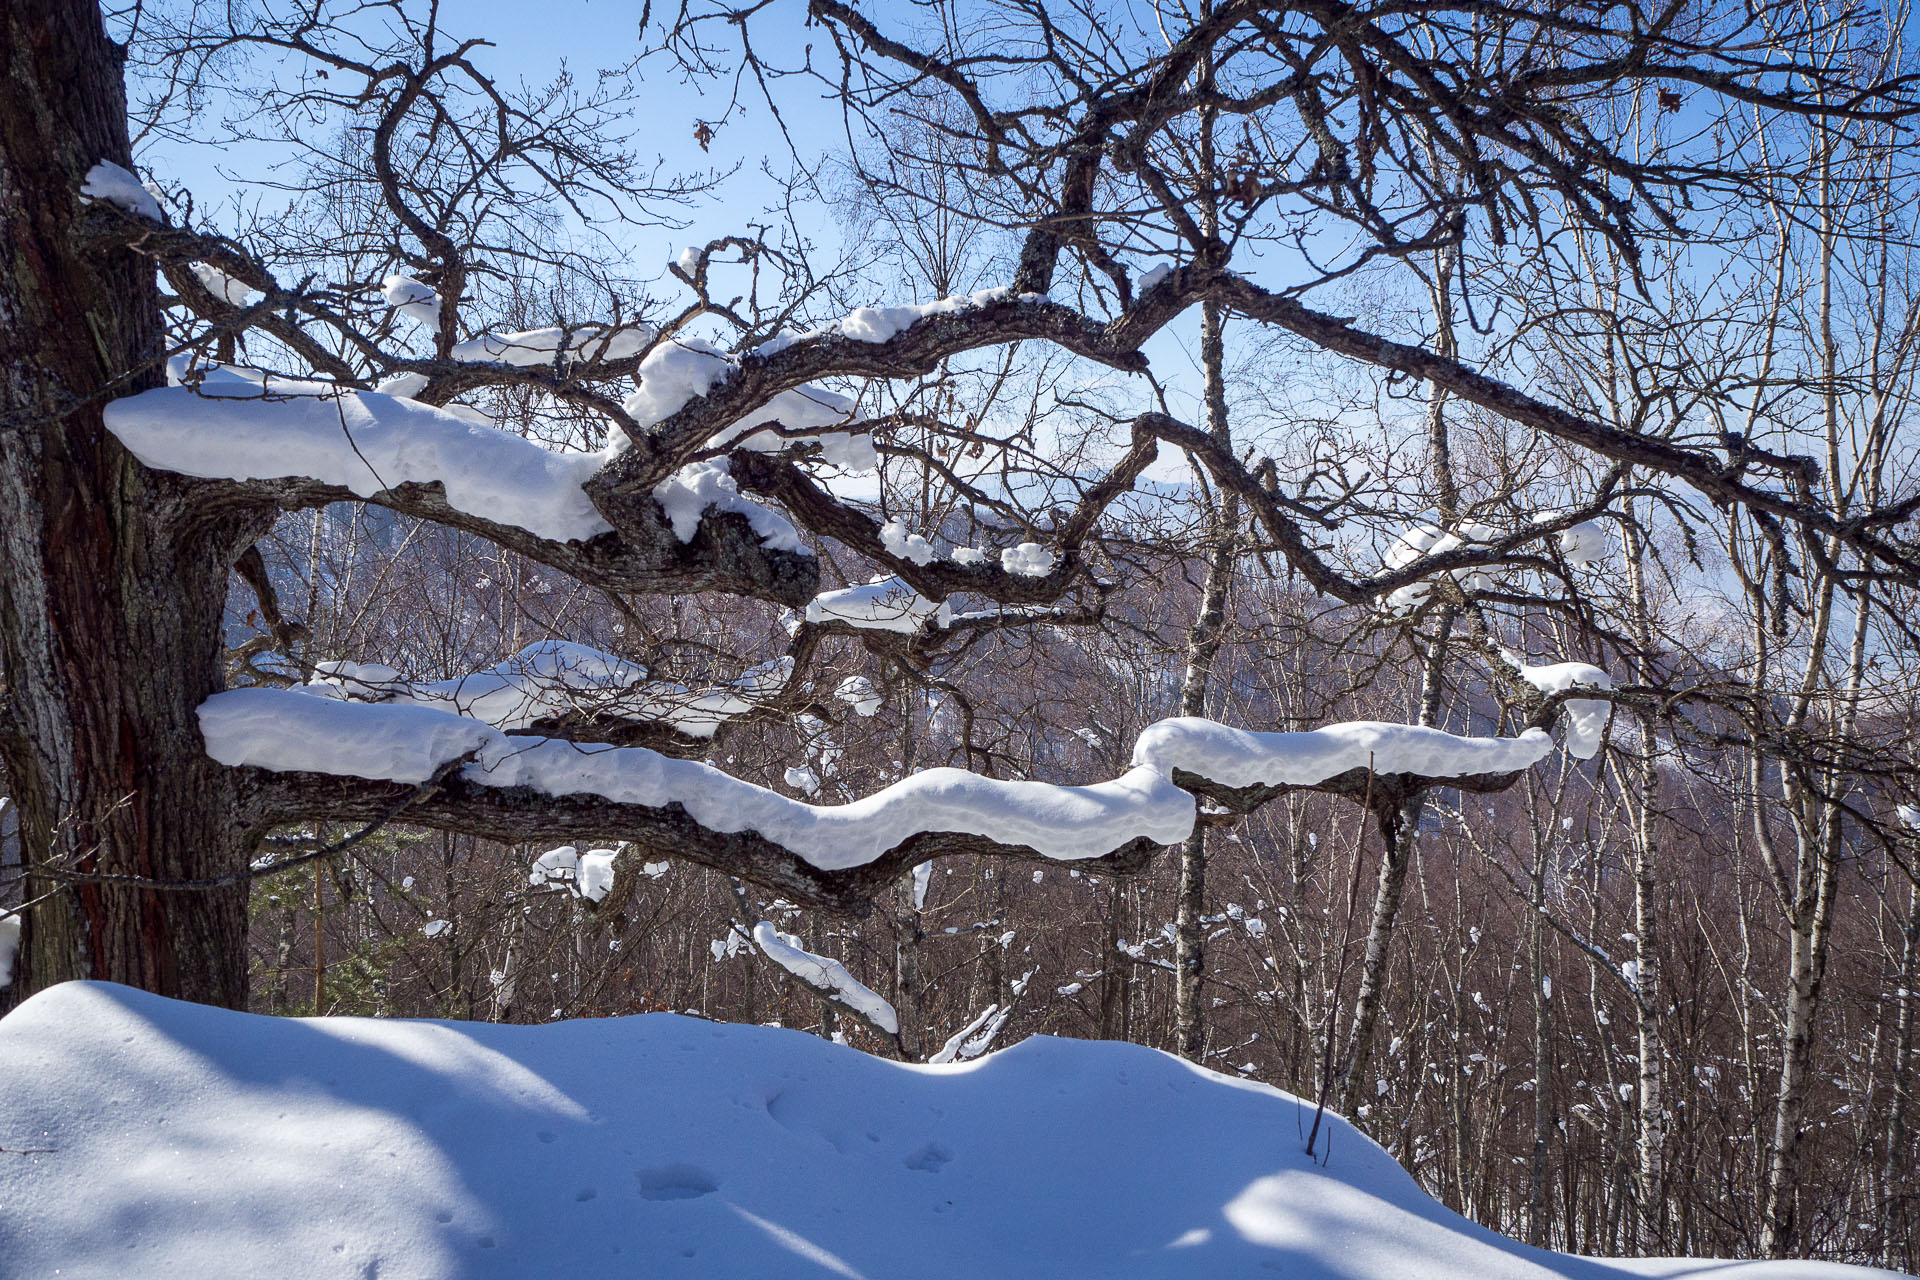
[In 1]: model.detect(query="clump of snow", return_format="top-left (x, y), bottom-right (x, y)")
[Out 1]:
top-left (1001, 543), bottom-right (1056, 577)
top-left (198, 688), bottom-right (1198, 870)
top-left (1133, 718), bottom-right (1554, 788)
top-left (104, 374), bottom-right (613, 544)
top-left (80, 161), bottom-right (161, 221)
top-left (784, 766), bottom-right (822, 796)
top-left (806, 576), bottom-right (950, 634)
top-left (751, 923), bottom-right (899, 1034)
top-left (881, 518), bottom-right (939, 565)
top-left (529, 845), bottom-right (620, 902)
top-left (421, 919), bottom-right (451, 938)
top-left (928, 1003), bottom-right (1011, 1064)
top-left (0, 912), bottom-right (18, 989)
top-left (652, 458), bottom-right (809, 554)
top-left (836, 675), bottom-right (883, 717)
top-left (949, 546), bottom-right (989, 566)
top-left (381, 275), bottom-right (440, 331)
top-left (1897, 804), bottom-right (1920, 830)
top-left (373, 371), bottom-right (430, 399)
top-left (619, 337), bottom-right (869, 471)
top-left (1556, 520), bottom-right (1611, 565)
top-left (1382, 522), bottom-right (1503, 608)
top-left (0, 983), bottom-right (1892, 1280)
top-left (189, 263), bottom-right (255, 306)
top-left (831, 289), bottom-right (1015, 343)
top-left (911, 860), bottom-right (933, 910)
top-left (1506, 655), bottom-right (1614, 760)
top-left (1138, 263), bottom-right (1173, 291)
top-left (452, 324), bottom-right (654, 368)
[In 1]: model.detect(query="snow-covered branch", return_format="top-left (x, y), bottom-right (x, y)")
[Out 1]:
top-left (214, 686), bottom-right (1562, 910)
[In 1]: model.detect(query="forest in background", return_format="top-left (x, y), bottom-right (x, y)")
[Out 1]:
top-left (1, 0), bottom-right (1917, 1271)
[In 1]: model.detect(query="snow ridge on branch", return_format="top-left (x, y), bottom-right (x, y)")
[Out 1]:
top-left (201, 687), bottom-right (1565, 875)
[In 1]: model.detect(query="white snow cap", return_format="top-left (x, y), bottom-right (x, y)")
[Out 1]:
top-left (104, 371), bottom-right (612, 544)
top-left (80, 161), bottom-right (162, 221)
top-left (827, 289), bottom-right (1020, 344)
top-left (1133, 718), bottom-right (1554, 788)
top-left (806, 576), bottom-right (950, 634)
top-left (1506, 655), bottom-right (1614, 760)
top-left (451, 324), bottom-right (653, 368)
top-left (1382, 522), bottom-right (1500, 608)
top-left (1001, 543), bottom-right (1056, 577)
top-left (381, 275), bottom-right (440, 331)
top-left (880, 519), bottom-right (939, 566)
top-left (620, 336), bottom-right (867, 463)
top-left (751, 923), bottom-right (899, 1034)
top-left (928, 1003), bottom-right (1011, 1064)
top-left (198, 688), bottom-right (1198, 869)
top-left (652, 458), bottom-right (809, 554)
top-left (1898, 804), bottom-right (1920, 830)
top-left (529, 845), bottom-right (619, 902)
top-left (1556, 520), bottom-right (1611, 565)
top-left (190, 263), bottom-right (255, 306)
top-left (835, 675), bottom-right (883, 717)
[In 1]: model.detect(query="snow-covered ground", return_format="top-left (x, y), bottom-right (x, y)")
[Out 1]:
top-left (0, 983), bottom-right (1896, 1280)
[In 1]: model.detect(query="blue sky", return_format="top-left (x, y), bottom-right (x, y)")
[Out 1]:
top-left (127, 0), bottom-right (1259, 463)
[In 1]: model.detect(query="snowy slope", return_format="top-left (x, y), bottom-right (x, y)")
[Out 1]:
top-left (0, 983), bottom-right (1896, 1280)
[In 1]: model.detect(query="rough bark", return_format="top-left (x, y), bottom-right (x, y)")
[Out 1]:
top-left (0, 0), bottom-right (262, 1009)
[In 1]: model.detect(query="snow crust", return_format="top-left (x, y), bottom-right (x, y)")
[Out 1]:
top-left (198, 688), bottom-right (1197, 869)
top-left (0, 982), bottom-right (1892, 1280)
top-left (751, 923), bottom-right (899, 1034)
top-left (80, 160), bottom-right (161, 221)
top-left (103, 373), bottom-right (613, 543)
top-left (1133, 718), bottom-right (1554, 789)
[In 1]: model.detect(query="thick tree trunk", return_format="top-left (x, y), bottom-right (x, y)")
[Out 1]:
top-left (0, 0), bottom-right (259, 1010)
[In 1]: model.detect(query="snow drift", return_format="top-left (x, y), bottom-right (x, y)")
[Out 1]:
top-left (0, 983), bottom-right (1895, 1280)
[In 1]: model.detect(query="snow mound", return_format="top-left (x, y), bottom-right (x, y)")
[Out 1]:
top-left (0, 983), bottom-right (1888, 1280)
